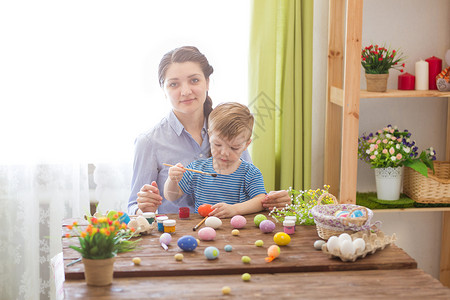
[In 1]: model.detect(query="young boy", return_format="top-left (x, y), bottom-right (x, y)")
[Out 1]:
top-left (164, 102), bottom-right (266, 218)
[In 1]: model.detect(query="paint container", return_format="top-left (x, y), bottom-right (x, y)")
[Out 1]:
top-left (179, 207), bottom-right (190, 219)
top-left (283, 220), bottom-right (295, 235)
top-left (163, 219), bottom-right (176, 234)
top-left (142, 212), bottom-right (155, 225)
top-left (156, 216), bottom-right (169, 232)
top-left (284, 216), bottom-right (297, 231)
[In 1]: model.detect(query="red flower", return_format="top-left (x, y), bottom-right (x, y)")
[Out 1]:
top-left (378, 57), bottom-right (383, 61)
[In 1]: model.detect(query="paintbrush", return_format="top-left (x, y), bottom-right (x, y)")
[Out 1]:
top-left (163, 163), bottom-right (217, 177)
top-left (192, 216), bottom-right (208, 231)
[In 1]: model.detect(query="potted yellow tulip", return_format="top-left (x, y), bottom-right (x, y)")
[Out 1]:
top-left (65, 212), bottom-right (140, 286)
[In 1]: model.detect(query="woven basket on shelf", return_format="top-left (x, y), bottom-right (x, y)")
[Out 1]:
top-left (403, 161), bottom-right (450, 204)
top-left (310, 193), bottom-right (374, 240)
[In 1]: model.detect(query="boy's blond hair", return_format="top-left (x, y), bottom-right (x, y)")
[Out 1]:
top-left (208, 102), bottom-right (254, 141)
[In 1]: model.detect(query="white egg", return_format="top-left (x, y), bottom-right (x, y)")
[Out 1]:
top-left (326, 236), bottom-right (340, 253)
top-left (353, 238), bottom-right (366, 253)
top-left (313, 240), bottom-right (326, 250)
top-left (338, 233), bottom-right (352, 244)
top-left (205, 216), bottom-right (222, 229)
top-left (340, 239), bottom-right (356, 257)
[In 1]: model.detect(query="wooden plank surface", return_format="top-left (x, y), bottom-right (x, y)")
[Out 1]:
top-left (360, 89), bottom-right (450, 98)
top-left (63, 213), bottom-right (416, 280)
top-left (63, 269), bottom-right (450, 299)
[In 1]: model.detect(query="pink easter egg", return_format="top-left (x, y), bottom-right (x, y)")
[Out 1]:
top-left (230, 215), bottom-right (247, 229)
top-left (259, 220), bottom-right (276, 233)
top-left (198, 227), bottom-right (216, 241)
top-left (336, 211), bottom-right (350, 218)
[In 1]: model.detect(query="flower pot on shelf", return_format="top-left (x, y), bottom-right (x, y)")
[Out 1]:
top-left (365, 73), bottom-right (389, 92)
top-left (82, 256), bottom-right (115, 286)
top-left (374, 167), bottom-right (403, 200)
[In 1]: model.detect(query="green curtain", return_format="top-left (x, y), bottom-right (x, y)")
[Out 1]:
top-left (248, 0), bottom-right (313, 192)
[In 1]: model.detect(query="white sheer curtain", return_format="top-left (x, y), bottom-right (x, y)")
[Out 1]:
top-left (0, 1), bottom-right (249, 299)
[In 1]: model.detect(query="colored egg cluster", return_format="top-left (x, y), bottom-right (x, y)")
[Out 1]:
top-left (253, 214), bottom-right (267, 227)
top-left (224, 245), bottom-right (233, 252)
top-left (273, 232), bottom-right (291, 246)
top-left (205, 216), bottom-right (222, 229)
top-left (177, 235), bottom-right (198, 252)
top-left (159, 233), bottom-right (172, 246)
top-left (198, 227), bottom-right (216, 241)
top-left (198, 204), bottom-right (214, 217)
top-left (334, 209), bottom-right (364, 218)
top-left (259, 220), bottom-right (276, 233)
top-left (241, 256), bottom-right (251, 264)
top-left (230, 215), bottom-right (247, 229)
top-left (204, 246), bottom-right (220, 260)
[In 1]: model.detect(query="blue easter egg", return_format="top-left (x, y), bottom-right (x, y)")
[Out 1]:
top-left (351, 210), bottom-right (364, 218)
top-left (204, 246), bottom-right (220, 260)
top-left (177, 235), bottom-right (198, 252)
top-left (119, 212), bottom-right (130, 224)
top-left (224, 245), bottom-right (233, 252)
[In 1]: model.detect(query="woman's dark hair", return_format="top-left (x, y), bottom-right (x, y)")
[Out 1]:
top-left (158, 46), bottom-right (214, 122)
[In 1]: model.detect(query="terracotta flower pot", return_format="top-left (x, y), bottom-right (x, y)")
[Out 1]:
top-left (82, 256), bottom-right (115, 286)
top-left (365, 73), bottom-right (389, 92)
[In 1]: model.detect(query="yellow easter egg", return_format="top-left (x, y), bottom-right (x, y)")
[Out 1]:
top-left (273, 232), bottom-right (291, 246)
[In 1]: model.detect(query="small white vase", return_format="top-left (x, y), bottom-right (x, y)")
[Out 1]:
top-left (374, 167), bottom-right (403, 200)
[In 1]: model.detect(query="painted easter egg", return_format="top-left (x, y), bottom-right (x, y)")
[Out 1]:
top-left (273, 232), bottom-right (291, 246)
top-left (253, 214), bottom-right (267, 227)
top-left (230, 215), bottom-right (247, 229)
top-left (351, 210), bottom-right (364, 218)
top-left (205, 216), bottom-right (222, 229)
top-left (119, 212), bottom-right (131, 224)
top-left (198, 204), bottom-right (214, 217)
top-left (159, 233), bottom-right (172, 245)
top-left (267, 245), bottom-right (281, 258)
top-left (177, 235), bottom-right (198, 252)
top-left (335, 210), bottom-right (350, 218)
top-left (204, 246), bottom-right (220, 260)
top-left (198, 227), bottom-right (216, 241)
top-left (259, 220), bottom-right (276, 233)
top-left (224, 245), bottom-right (233, 252)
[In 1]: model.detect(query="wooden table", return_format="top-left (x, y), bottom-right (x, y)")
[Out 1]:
top-left (62, 213), bottom-right (450, 299)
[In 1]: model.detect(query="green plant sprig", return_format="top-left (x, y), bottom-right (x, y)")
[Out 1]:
top-left (269, 185), bottom-right (334, 226)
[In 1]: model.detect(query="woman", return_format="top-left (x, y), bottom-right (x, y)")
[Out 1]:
top-left (128, 46), bottom-right (290, 215)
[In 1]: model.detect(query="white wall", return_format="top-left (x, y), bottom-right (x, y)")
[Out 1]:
top-left (312, 0), bottom-right (450, 280)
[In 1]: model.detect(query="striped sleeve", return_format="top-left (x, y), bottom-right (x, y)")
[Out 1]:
top-left (244, 165), bottom-right (266, 199)
top-left (178, 162), bottom-right (195, 195)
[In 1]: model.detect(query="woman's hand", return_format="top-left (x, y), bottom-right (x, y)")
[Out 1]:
top-left (209, 203), bottom-right (237, 219)
top-left (137, 181), bottom-right (162, 213)
top-left (261, 190), bottom-right (291, 210)
top-left (168, 163), bottom-right (185, 183)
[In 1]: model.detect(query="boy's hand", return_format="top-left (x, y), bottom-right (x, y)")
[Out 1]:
top-left (168, 163), bottom-right (185, 183)
top-left (209, 203), bottom-right (237, 218)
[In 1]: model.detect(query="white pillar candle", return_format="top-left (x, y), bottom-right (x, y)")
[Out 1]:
top-left (415, 59), bottom-right (429, 90)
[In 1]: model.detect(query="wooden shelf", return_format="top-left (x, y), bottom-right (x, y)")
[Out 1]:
top-left (361, 89), bottom-right (450, 98)
top-left (374, 207), bottom-right (450, 213)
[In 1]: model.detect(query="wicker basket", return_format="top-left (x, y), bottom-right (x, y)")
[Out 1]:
top-left (310, 196), bottom-right (374, 240)
top-left (403, 161), bottom-right (450, 204)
